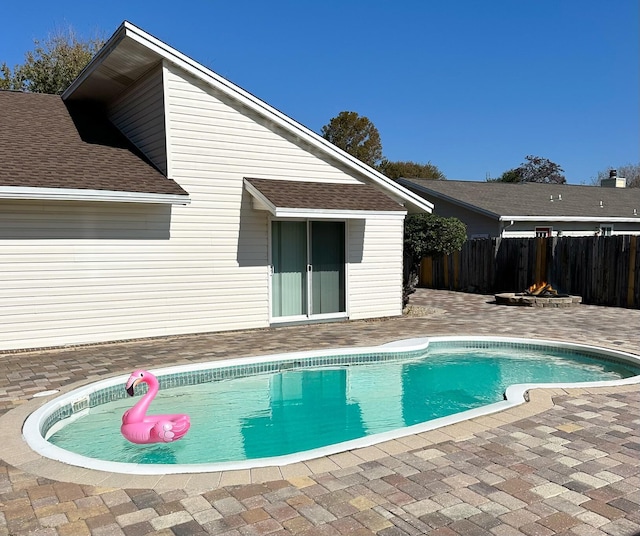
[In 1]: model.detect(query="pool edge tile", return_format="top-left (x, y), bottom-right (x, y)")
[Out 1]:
top-left (219, 469), bottom-right (251, 486)
top-left (250, 466), bottom-right (283, 484)
top-left (183, 471), bottom-right (222, 493)
top-left (349, 445), bottom-right (387, 463)
top-left (376, 439), bottom-right (411, 456)
top-left (303, 457), bottom-right (341, 474)
top-left (327, 451), bottom-right (365, 469)
top-left (279, 463), bottom-right (313, 480)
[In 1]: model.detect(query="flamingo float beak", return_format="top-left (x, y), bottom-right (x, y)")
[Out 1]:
top-left (125, 377), bottom-right (141, 397)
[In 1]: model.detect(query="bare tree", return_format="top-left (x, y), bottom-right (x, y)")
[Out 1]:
top-left (593, 163), bottom-right (640, 188)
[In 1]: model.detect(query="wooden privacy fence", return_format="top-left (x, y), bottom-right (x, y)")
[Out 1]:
top-left (419, 236), bottom-right (640, 308)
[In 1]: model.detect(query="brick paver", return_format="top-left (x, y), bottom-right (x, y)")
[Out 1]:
top-left (1, 289), bottom-right (640, 535)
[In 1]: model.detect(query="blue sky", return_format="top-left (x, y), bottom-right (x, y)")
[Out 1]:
top-left (3, 1), bottom-right (638, 184)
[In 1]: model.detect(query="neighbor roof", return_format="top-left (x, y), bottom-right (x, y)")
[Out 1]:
top-left (0, 91), bottom-right (189, 204)
top-left (63, 21), bottom-right (432, 214)
top-left (244, 178), bottom-right (406, 218)
top-left (399, 179), bottom-right (640, 221)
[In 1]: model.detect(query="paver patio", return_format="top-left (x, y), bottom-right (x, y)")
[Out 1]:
top-left (1, 289), bottom-right (639, 536)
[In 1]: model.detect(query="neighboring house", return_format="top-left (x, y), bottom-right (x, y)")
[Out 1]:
top-left (0, 21), bottom-right (433, 352)
top-left (398, 177), bottom-right (640, 239)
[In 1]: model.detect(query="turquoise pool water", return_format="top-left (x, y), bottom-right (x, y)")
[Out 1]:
top-left (46, 343), bottom-right (639, 466)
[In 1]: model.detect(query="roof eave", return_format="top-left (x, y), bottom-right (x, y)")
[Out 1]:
top-left (0, 186), bottom-right (191, 205)
top-left (273, 208), bottom-right (407, 219)
top-left (500, 215), bottom-right (640, 223)
top-left (61, 21), bottom-right (129, 100)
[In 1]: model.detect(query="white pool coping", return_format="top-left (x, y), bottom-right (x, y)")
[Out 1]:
top-left (21, 336), bottom-right (640, 476)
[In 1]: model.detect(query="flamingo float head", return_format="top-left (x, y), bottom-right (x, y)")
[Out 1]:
top-left (125, 369), bottom-right (152, 397)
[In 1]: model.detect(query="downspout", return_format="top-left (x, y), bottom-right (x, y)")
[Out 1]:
top-left (501, 220), bottom-right (515, 238)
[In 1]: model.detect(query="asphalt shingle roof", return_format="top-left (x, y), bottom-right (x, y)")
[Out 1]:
top-left (245, 177), bottom-right (406, 212)
top-left (399, 178), bottom-right (640, 219)
top-left (0, 90), bottom-right (188, 197)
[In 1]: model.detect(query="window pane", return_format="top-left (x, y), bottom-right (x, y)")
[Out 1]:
top-left (311, 221), bottom-right (345, 314)
top-left (272, 221), bottom-right (307, 317)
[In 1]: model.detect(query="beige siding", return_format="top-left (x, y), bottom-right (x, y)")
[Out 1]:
top-left (165, 65), bottom-right (361, 185)
top-left (108, 66), bottom-right (167, 174)
top-left (347, 217), bottom-right (405, 319)
top-left (0, 200), bottom-right (267, 350)
top-left (0, 63), bottom-right (406, 351)
top-left (163, 64), bottom-right (377, 335)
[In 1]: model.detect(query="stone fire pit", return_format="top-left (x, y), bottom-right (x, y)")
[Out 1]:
top-left (495, 293), bottom-right (582, 307)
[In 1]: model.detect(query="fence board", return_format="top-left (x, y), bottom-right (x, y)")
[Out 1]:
top-left (419, 236), bottom-right (640, 309)
top-left (628, 236), bottom-right (637, 307)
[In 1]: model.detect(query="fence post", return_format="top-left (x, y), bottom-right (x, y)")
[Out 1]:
top-left (443, 255), bottom-right (449, 288)
top-left (628, 235), bottom-right (637, 308)
top-left (453, 250), bottom-right (460, 289)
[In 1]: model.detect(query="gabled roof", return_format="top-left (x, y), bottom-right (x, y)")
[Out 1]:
top-left (244, 178), bottom-right (406, 218)
top-left (0, 91), bottom-right (189, 204)
top-left (399, 179), bottom-right (640, 222)
top-left (63, 21), bottom-right (432, 214)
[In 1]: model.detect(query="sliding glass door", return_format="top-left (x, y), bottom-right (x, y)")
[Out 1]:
top-left (271, 221), bottom-right (307, 318)
top-left (310, 221), bottom-right (345, 315)
top-left (271, 220), bottom-right (345, 321)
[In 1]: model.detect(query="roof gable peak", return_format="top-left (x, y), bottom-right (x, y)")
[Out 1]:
top-left (64, 21), bottom-right (432, 214)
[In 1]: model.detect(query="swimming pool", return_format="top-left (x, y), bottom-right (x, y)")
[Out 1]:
top-left (23, 336), bottom-right (640, 475)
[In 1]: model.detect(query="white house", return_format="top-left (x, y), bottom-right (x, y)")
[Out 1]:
top-left (398, 177), bottom-right (640, 239)
top-left (0, 21), bottom-right (433, 352)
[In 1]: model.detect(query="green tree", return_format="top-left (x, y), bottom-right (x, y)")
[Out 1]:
top-left (378, 159), bottom-right (445, 180)
top-left (403, 213), bottom-right (467, 304)
top-left (0, 63), bottom-right (13, 90)
top-left (489, 167), bottom-right (521, 183)
top-left (0, 26), bottom-right (105, 94)
top-left (490, 155), bottom-right (566, 184)
top-left (321, 111), bottom-right (383, 167)
top-left (594, 163), bottom-right (640, 188)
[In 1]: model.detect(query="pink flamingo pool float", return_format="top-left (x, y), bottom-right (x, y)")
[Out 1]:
top-left (121, 369), bottom-right (191, 444)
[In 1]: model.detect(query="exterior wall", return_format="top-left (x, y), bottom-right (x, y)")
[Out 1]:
top-left (108, 66), bottom-right (167, 174)
top-left (0, 200), bottom-right (179, 350)
top-left (0, 62), bottom-right (406, 351)
top-left (163, 63), bottom-right (405, 328)
top-left (427, 195), bottom-right (640, 238)
top-left (347, 217), bottom-right (405, 319)
top-left (163, 64), bottom-right (359, 185)
top-left (428, 197), bottom-right (499, 238)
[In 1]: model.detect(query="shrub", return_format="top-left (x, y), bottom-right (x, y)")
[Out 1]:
top-left (403, 214), bottom-right (467, 304)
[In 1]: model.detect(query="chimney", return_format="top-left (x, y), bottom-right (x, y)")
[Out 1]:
top-left (601, 169), bottom-right (627, 188)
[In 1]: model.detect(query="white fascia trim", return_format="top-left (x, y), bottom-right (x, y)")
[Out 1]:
top-left (500, 215), bottom-right (640, 223)
top-left (65, 21), bottom-right (432, 214)
top-left (162, 63), bottom-right (174, 179)
top-left (0, 186), bottom-right (191, 205)
top-left (273, 208), bottom-right (406, 219)
top-left (244, 179), bottom-right (277, 213)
